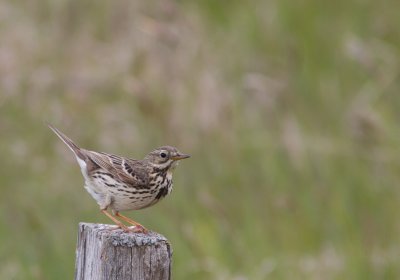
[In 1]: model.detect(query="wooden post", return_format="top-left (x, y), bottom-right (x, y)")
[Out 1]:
top-left (75, 223), bottom-right (172, 280)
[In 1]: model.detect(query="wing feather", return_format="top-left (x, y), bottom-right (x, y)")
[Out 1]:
top-left (85, 151), bottom-right (149, 188)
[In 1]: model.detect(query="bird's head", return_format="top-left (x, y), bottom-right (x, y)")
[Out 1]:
top-left (144, 146), bottom-right (190, 170)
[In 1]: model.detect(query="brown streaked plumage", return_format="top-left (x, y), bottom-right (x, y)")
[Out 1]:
top-left (48, 124), bottom-right (190, 233)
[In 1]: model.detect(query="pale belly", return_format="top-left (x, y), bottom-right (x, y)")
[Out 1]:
top-left (83, 173), bottom-right (173, 212)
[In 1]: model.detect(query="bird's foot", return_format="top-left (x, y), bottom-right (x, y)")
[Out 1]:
top-left (109, 224), bottom-right (148, 234)
top-left (107, 223), bottom-right (130, 232)
top-left (131, 224), bottom-right (149, 234)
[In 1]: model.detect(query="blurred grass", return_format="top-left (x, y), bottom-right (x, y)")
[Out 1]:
top-left (1, 0), bottom-right (400, 279)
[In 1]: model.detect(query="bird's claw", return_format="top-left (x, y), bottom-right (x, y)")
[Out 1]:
top-left (131, 225), bottom-right (148, 234)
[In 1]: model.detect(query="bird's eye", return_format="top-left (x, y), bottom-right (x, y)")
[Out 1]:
top-left (160, 152), bottom-right (167, 158)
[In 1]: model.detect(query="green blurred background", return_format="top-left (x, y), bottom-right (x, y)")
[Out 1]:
top-left (1, 0), bottom-right (400, 279)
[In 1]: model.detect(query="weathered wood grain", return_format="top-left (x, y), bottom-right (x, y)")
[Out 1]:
top-left (75, 223), bottom-right (172, 280)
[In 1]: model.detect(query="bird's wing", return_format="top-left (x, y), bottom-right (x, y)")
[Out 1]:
top-left (84, 150), bottom-right (149, 188)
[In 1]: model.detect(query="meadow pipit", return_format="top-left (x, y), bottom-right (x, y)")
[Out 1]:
top-left (49, 124), bottom-right (190, 233)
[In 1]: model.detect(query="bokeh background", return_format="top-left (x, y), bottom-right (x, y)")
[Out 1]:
top-left (1, 0), bottom-right (400, 279)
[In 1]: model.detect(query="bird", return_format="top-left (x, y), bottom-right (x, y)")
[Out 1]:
top-left (48, 124), bottom-right (190, 233)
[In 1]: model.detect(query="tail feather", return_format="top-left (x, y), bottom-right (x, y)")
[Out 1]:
top-left (48, 123), bottom-right (85, 159)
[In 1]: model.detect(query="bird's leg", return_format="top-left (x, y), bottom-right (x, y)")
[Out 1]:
top-left (101, 209), bottom-right (130, 232)
top-left (115, 212), bottom-right (148, 233)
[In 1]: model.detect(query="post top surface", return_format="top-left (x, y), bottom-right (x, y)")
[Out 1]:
top-left (79, 222), bottom-right (169, 247)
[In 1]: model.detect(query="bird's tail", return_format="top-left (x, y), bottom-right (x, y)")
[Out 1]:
top-left (48, 123), bottom-right (85, 159)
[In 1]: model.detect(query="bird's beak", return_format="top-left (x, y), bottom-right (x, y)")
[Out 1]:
top-left (171, 153), bottom-right (191, 161)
